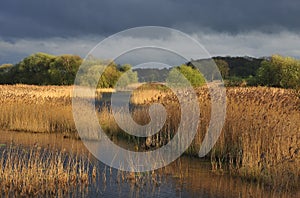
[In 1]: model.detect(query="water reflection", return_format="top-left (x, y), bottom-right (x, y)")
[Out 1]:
top-left (0, 131), bottom-right (299, 198)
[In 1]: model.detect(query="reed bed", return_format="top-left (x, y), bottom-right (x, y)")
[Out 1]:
top-left (0, 103), bottom-right (75, 135)
top-left (128, 86), bottom-right (300, 191)
top-left (0, 85), bottom-right (76, 136)
top-left (0, 84), bottom-right (72, 105)
top-left (221, 87), bottom-right (299, 191)
top-left (0, 84), bottom-right (299, 190)
top-left (0, 144), bottom-right (97, 197)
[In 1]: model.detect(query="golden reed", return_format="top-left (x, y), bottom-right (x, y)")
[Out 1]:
top-left (0, 84), bottom-right (299, 190)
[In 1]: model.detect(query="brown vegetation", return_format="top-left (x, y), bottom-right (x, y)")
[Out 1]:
top-left (0, 84), bottom-right (299, 190)
top-left (0, 144), bottom-right (96, 197)
top-left (0, 85), bottom-right (75, 137)
top-left (129, 86), bottom-right (300, 190)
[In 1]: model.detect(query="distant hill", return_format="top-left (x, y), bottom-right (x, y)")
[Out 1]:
top-left (134, 56), bottom-right (267, 82)
top-left (212, 56), bottom-right (267, 77)
top-left (133, 68), bottom-right (170, 82)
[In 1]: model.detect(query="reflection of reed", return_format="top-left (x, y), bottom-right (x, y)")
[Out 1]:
top-left (0, 144), bottom-right (96, 196)
top-left (164, 157), bottom-right (299, 198)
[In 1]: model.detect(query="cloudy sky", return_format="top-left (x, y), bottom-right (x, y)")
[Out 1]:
top-left (1, 0), bottom-right (300, 64)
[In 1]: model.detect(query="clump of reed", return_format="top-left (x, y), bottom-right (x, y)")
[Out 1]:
top-left (0, 84), bottom-right (72, 105)
top-left (0, 144), bottom-right (97, 197)
top-left (0, 102), bottom-right (76, 135)
top-left (111, 86), bottom-right (300, 191)
top-left (0, 85), bottom-right (115, 137)
top-left (130, 86), bottom-right (169, 105)
top-left (218, 87), bottom-right (300, 191)
top-left (0, 85), bottom-right (77, 137)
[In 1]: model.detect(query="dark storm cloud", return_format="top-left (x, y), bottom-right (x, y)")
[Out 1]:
top-left (1, 0), bottom-right (300, 64)
top-left (1, 0), bottom-right (300, 39)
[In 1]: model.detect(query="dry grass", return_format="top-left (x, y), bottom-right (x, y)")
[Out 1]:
top-left (0, 85), bottom-right (114, 136)
top-left (110, 86), bottom-right (300, 190)
top-left (0, 84), bottom-right (72, 104)
top-left (222, 87), bottom-right (300, 191)
top-left (0, 84), bottom-right (299, 190)
top-left (130, 85), bottom-right (169, 105)
top-left (0, 144), bottom-right (97, 197)
top-left (0, 103), bottom-right (75, 135)
top-left (0, 85), bottom-right (76, 136)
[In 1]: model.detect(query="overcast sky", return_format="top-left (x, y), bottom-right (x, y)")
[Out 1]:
top-left (1, 0), bottom-right (300, 64)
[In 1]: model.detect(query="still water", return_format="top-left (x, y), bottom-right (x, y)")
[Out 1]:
top-left (0, 130), bottom-right (299, 198)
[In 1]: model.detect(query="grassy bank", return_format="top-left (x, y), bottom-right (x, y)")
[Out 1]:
top-left (0, 84), bottom-right (299, 190)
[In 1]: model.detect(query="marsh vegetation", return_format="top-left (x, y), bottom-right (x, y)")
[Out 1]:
top-left (1, 131), bottom-right (299, 197)
top-left (0, 84), bottom-right (299, 196)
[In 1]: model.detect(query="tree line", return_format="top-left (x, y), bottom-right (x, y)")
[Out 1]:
top-left (198, 55), bottom-right (299, 90)
top-left (250, 55), bottom-right (300, 89)
top-left (0, 53), bottom-right (138, 88)
top-left (0, 53), bottom-right (299, 90)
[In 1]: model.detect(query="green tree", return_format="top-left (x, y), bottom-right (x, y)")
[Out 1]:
top-left (13, 53), bottom-right (56, 84)
top-left (0, 53), bottom-right (83, 85)
top-left (127, 69), bottom-right (138, 84)
top-left (102, 63), bottom-right (121, 88)
top-left (77, 62), bottom-right (122, 88)
top-left (255, 55), bottom-right (300, 89)
top-left (119, 64), bottom-right (132, 72)
top-left (256, 60), bottom-right (281, 87)
top-left (279, 57), bottom-right (300, 89)
top-left (167, 65), bottom-right (205, 87)
top-left (0, 64), bottom-right (13, 83)
top-left (215, 59), bottom-right (230, 79)
top-left (0, 64), bottom-right (13, 72)
top-left (117, 69), bottom-right (138, 88)
top-left (77, 64), bottom-right (106, 87)
top-left (49, 55), bottom-right (82, 85)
